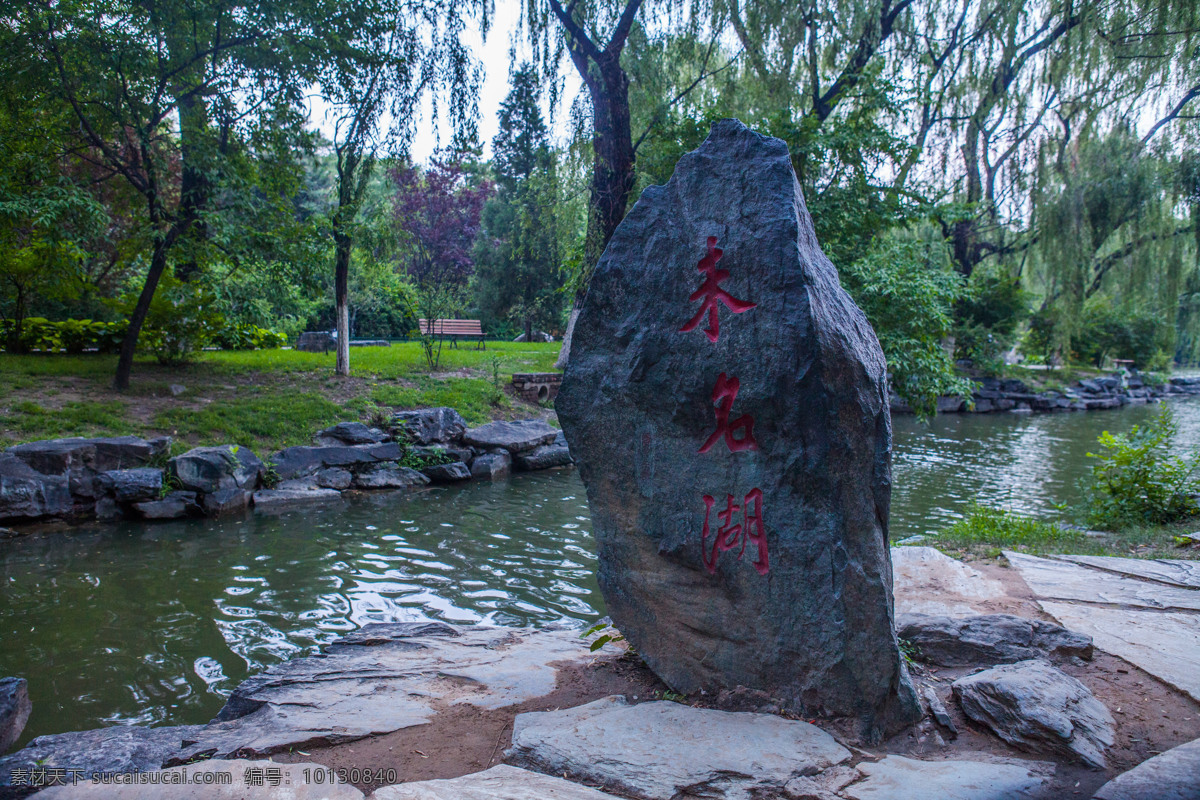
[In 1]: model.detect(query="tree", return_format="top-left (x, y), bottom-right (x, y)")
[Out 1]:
top-left (317, 0), bottom-right (481, 376)
top-left (391, 157), bottom-right (491, 369)
top-left (474, 66), bottom-right (565, 341)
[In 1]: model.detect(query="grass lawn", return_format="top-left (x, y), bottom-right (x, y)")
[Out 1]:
top-left (907, 504), bottom-right (1200, 561)
top-left (0, 342), bottom-right (561, 456)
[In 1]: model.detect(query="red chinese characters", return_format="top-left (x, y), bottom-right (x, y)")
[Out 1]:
top-left (700, 489), bottom-right (769, 576)
top-left (699, 373), bottom-right (758, 453)
top-left (680, 236), bottom-right (756, 343)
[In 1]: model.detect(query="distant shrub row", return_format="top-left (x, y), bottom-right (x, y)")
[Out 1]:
top-left (1, 318), bottom-right (286, 355)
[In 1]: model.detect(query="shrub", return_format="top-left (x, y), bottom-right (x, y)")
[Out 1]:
top-left (1084, 406), bottom-right (1200, 526)
top-left (0, 318), bottom-right (126, 353)
top-left (210, 322), bottom-right (287, 351)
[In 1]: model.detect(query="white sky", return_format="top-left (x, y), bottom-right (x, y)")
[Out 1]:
top-left (306, 0), bottom-right (583, 164)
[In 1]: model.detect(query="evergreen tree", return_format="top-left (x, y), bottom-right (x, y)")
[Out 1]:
top-left (474, 66), bottom-right (565, 341)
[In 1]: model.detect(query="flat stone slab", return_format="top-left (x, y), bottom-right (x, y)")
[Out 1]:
top-left (1039, 601), bottom-right (1200, 702)
top-left (462, 421), bottom-right (558, 454)
top-left (371, 765), bottom-right (622, 800)
top-left (252, 488), bottom-right (343, 510)
top-left (505, 695), bottom-right (850, 800)
top-left (172, 623), bottom-right (592, 762)
top-left (1048, 554), bottom-right (1200, 590)
top-left (31, 759), bottom-right (363, 799)
top-left (892, 547), bottom-right (1007, 617)
top-left (896, 613), bottom-right (1092, 666)
top-left (1092, 735), bottom-right (1200, 800)
top-left (0, 724), bottom-right (206, 787)
top-left (842, 755), bottom-right (1049, 800)
top-left (1006, 552), bottom-right (1200, 611)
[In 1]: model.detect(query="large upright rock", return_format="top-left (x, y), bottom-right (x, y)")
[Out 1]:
top-left (556, 119), bottom-right (918, 737)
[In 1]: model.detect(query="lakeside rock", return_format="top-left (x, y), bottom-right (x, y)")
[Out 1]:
top-left (95, 468), bottom-right (162, 503)
top-left (169, 445), bottom-right (264, 495)
top-left (505, 695), bottom-right (851, 800)
top-left (314, 422), bottom-right (390, 447)
top-left (0, 455), bottom-right (72, 523)
top-left (7, 436), bottom-right (168, 476)
top-left (0, 678), bottom-right (30, 755)
top-left (463, 420), bottom-right (558, 453)
top-left (842, 755), bottom-right (1050, 800)
top-left (897, 613), bottom-right (1093, 666)
top-left (0, 724), bottom-right (206, 786)
top-left (420, 462), bottom-right (471, 482)
top-left (269, 443), bottom-right (403, 481)
top-left (470, 452), bottom-right (512, 480)
top-left (556, 118), bottom-right (918, 738)
top-left (1092, 735), bottom-right (1200, 800)
top-left (391, 408), bottom-right (467, 445)
top-left (952, 659), bottom-right (1115, 768)
top-left (374, 765), bottom-right (621, 800)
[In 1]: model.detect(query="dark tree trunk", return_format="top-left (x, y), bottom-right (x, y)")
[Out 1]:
top-left (114, 235), bottom-right (174, 391)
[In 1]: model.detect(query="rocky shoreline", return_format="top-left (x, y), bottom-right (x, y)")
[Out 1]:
top-left (892, 372), bottom-right (1200, 415)
top-left (0, 409), bottom-right (572, 527)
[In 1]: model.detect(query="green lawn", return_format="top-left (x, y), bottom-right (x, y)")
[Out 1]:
top-left (0, 342), bottom-right (561, 455)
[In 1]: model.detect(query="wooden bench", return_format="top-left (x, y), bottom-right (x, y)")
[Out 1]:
top-left (418, 318), bottom-right (485, 349)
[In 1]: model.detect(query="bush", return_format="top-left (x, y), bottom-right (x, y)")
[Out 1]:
top-left (210, 322), bottom-right (287, 350)
top-left (1084, 406), bottom-right (1200, 527)
top-left (0, 318), bottom-right (126, 354)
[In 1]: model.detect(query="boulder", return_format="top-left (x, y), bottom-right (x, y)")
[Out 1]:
top-left (352, 464), bottom-right (429, 490)
top-left (316, 467), bottom-right (353, 490)
top-left (421, 462), bottom-right (471, 482)
top-left (470, 452), bottom-right (511, 480)
top-left (505, 695), bottom-right (850, 800)
top-left (0, 723), bottom-right (205, 787)
top-left (6, 436), bottom-right (168, 476)
top-left (373, 764), bottom-right (619, 800)
top-left (922, 686), bottom-right (957, 737)
top-left (1092, 736), bottom-right (1200, 800)
top-left (513, 443), bottom-right (572, 471)
top-left (843, 755), bottom-right (1050, 800)
top-left (252, 488), bottom-right (342, 510)
top-left (95, 468), bottom-right (163, 503)
top-left (134, 491), bottom-right (199, 520)
top-left (463, 420), bottom-right (557, 454)
top-left (951, 659), bottom-right (1115, 768)
top-left (391, 407), bottom-right (468, 445)
top-left (897, 613), bottom-right (1093, 666)
top-left (169, 445), bottom-right (264, 495)
top-left (0, 678), bottom-right (30, 754)
top-left (554, 119), bottom-right (918, 737)
top-left (314, 422), bottom-right (389, 446)
top-left (202, 487), bottom-right (251, 516)
top-left (269, 443), bottom-right (403, 481)
top-left (30, 759), bottom-right (364, 799)
top-left (0, 454), bottom-right (72, 522)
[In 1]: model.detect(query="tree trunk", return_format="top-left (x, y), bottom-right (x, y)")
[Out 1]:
top-left (334, 232), bottom-right (351, 376)
top-left (555, 304), bottom-right (581, 369)
top-left (114, 238), bottom-right (171, 391)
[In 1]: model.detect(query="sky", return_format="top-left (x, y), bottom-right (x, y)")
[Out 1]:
top-left (306, 0), bottom-right (583, 164)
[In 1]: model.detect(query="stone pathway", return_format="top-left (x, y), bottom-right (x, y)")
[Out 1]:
top-left (842, 755), bottom-right (1050, 800)
top-left (371, 765), bottom-right (621, 799)
top-left (1004, 551), bottom-right (1200, 701)
top-left (891, 546), bottom-right (1007, 617)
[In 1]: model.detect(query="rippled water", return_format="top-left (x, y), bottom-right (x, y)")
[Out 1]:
top-left (4, 397), bottom-right (1200, 746)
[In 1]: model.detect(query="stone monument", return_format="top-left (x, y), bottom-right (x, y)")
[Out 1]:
top-left (556, 119), bottom-right (919, 739)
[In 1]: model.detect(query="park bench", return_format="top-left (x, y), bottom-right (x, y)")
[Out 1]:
top-left (418, 318), bottom-right (485, 349)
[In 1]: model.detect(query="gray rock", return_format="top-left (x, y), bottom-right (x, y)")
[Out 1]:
top-left (1049, 554), bottom-right (1200, 589)
top-left (276, 475), bottom-right (320, 491)
top-left (268, 443), bottom-right (403, 481)
top-left (7, 436), bottom-right (167, 476)
top-left (1092, 736), bottom-right (1200, 800)
top-left (0, 454), bottom-right (72, 522)
top-left (470, 452), bottom-right (511, 480)
top-left (1006, 551), bottom-right (1200, 612)
top-left (505, 695), bottom-right (850, 800)
top-left (314, 421), bottom-right (389, 447)
top-left (897, 613), bottom-right (1093, 666)
top-left (316, 467), bottom-right (353, 490)
top-left (421, 462), bottom-right (471, 482)
top-left (555, 119), bottom-right (919, 737)
top-left (0, 678), bottom-right (30, 755)
top-left (30, 759), bottom-right (364, 799)
top-left (415, 444), bottom-right (474, 464)
top-left (169, 445), bottom-right (264, 495)
top-left (922, 685), bottom-right (956, 737)
top-left (951, 659), bottom-right (1115, 768)
top-left (252, 488), bottom-right (342, 510)
top-left (94, 496), bottom-right (123, 522)
top-left (843, 755), bottom-right (1049, 800)
top-left (892, 547), bottom-right (1008, 617)
top-left (352, 464), bottom-right (429, 490)
top-left (171, 624), bottom-right (593, 762)
top-left (781, 765), bottom-right (861, 800)
top-left (134, 492), bottom-right (198, 520)
top-left (372, 764), bottom-right (621, 800)
top-left (202, 487), bottom-right (250, 516)
top-left (96, 468), bottom-right (163, 503)
top-left (0, 723), bottom-right (204, 787)
top-left (391, 408), bottom-right (468, 445)
top-left (513, 443), bottom-right (572, 471)
top-left (463, 420), bottom-right (557, 453)
top-left (295, 331), bottom-right (335, 352)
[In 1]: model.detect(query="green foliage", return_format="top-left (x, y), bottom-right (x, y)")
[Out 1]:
top-left (840, 238), bottom-right (973, 416)
top-left (937, 504), bottom-right (1083, 550)
top-left (155, 393), bottom-right (346, 455)
top-left (210, 323), bottom-right (288, 351)
top-left (399, 446), bottom-right (454, 469)
top-left (4, 399), bottom-right (133, 442)
top-left (1085, 407), bottom-right (1200, 527)
top-left (955, 267), bottom-right (1031, 372)
top-left (580, 621), bottom-right (627, 653)
top-left (370, 378), bottom-right (507, 425)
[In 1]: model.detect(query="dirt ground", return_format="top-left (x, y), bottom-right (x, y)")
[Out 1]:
top-left (277, 559), bottom-right (1200, 797)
